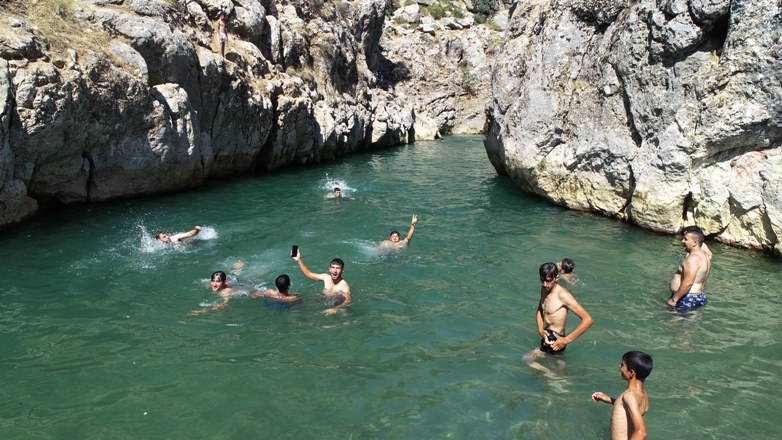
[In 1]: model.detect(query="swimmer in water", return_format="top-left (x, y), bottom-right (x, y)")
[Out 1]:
top-left (156, 226), bottom-right (202, 244)
top-left (190, 271), bottom-right (233, 315)
top-left (293, 247), bottom-right (351, 315)
top-left (557, 258), bottom-right (576, 284)
top-left (249, 274), bottom-right (301, 305)
top-left (668, 225), bottom-right (712, 310)
top-left (324, 187), bottom-right (353, 200)
top-left (324, 187), bottom-right (342, 199)
top-left (379, 215), bottom-right (418, 249)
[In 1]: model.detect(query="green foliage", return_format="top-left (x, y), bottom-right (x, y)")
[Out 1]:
top-left (460, 68), bottom-right (478, 95)
top-left (473, 0), bottom-right (496, 16)
top-left (429, 2), bottom-right (446, 19)
top-left (537, 157), bottom-right (547, 171)
top-left (474, 13), bottom-right (487, 24)
top-left (486, 19), bottom-right (501, 31)
top-left (384, 0), bottom-right (399, 17)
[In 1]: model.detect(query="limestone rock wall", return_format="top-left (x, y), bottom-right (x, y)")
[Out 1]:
top-left (0, 0), bottom-right (415, 229)
top-left (485, 0), bottom-right (782, 254)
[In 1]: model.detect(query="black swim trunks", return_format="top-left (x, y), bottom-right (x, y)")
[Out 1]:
top-left (540, 328), bottom-right (566, 354)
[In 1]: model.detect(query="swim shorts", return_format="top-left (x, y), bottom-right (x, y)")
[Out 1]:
top-left (540, 328), bottom-right (566, 354)
top-left (264, 298), bottom-right (296, 309)
top-left (219, 32), bottom-right (227, 44)
top-left (674, 291), bottom-right (708, 310)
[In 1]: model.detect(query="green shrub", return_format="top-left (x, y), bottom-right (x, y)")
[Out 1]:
top-left (429, 2), bottom-right (446, 19)
top-left (384, 0), bottom-right (399, 17)
top-left (461, 68), bottom-right (478, 95)
top-left (473, 0), bottom-right (496, 16)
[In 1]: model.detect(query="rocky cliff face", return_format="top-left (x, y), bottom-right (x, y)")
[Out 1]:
top-left (0, 0), bottom-right (419, 228)
top-left (0, 0), bottom-right (501, 230)
top-left (485, 0), bottom-right (782, 254)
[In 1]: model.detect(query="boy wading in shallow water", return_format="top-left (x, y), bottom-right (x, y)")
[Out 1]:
top-left (524, 262), bottom-right (593, 372)
top-left (592, 351), bottom-right (653, 440)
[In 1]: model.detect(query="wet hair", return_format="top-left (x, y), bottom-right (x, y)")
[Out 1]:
top-left (275, 274), bottom-right (291, 292)
top-left (682, 225), bottom-right (705, 245)
top-left (389, 230), bottom-right (400, 238)
top-left (559, 258), bottom-right (575, 274)
top-left (334, 187), bottom-right (341, 192)
top-left (623, 351), bottom-right (653, 381)
top-left (330, 258), bottom-right (345, 269)
top-left (539, 262), bottom-right (559, 280)
top-left (156, 231), bottom-right (166, 239)
top-left (211, 271), bottom-right (227, 282)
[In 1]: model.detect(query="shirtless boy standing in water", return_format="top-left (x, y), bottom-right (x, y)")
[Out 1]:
top-left (525, 262), bottom-right (593, 366)
top-left (668, 225), bottom-right (712, 309)
top-left (592, 351), bottom-right (653, 440)
top-left (293, 248), bottom-right (351, 315)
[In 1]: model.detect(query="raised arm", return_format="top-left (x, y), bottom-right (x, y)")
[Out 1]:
top-left (171, 226), bottom-right (202, 242)
top-left (294, 250), bottom-right (326, 282)
top-left (402, 215), bottom-right (418, 243)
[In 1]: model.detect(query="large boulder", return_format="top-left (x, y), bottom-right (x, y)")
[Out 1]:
top-left (485, 0), bottom-right (782, 254)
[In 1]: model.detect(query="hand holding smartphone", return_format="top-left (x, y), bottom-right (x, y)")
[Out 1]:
top-left (291, 245), bottom-right (299, 258)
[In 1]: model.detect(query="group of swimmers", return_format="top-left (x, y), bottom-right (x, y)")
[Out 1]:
top-left (156, 210), bottom-right (714, 439)
top-left (528, 225), bottom-right (713, 439)
top-left (155, 187), bottom-right (418, 316)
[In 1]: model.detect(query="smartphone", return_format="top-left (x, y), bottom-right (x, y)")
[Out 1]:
top-left (291, 245), bottom-right (298, 258)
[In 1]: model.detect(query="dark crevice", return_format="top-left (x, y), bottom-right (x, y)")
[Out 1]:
top-left (616, 71), bottom-right (643, 148)
top-left (82, 151), bottom-right (96, 201)
top-left (681, 191), bottom-right (693, 223)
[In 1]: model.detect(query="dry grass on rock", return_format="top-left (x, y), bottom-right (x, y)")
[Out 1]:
top-left (4, 0), bottom-right (113, 61)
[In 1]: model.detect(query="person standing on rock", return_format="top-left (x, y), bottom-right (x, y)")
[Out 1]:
top-left (379, 215), bottom-right (418, 249)
top-left (668, 225), bottom-right (712, 310)
top-left (215, 12), bottom-right (227, 58)
top-left (156, 225), bottom-right (202, 244)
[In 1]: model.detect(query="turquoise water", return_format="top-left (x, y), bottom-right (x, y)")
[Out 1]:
top-left (0, 136), bottom-right (780, 439)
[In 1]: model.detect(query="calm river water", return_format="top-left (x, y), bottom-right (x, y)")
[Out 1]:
top-left (1, 136), bottom-right (780, 439)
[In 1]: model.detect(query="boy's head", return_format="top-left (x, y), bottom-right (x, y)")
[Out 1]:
top-left (275, 274), bottom-right (291, 292)
top-left (622, 351), bottom-right (653, 381)
top-left (539, 262), bottom-right (559, 292)
top-left (558, 258), bottom-right (575, 274)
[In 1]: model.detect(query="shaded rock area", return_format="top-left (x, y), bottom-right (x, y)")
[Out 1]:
top-left (0, 0), bottom-right (427, 228)
top-left (485, 0), bottom-right (782, 255)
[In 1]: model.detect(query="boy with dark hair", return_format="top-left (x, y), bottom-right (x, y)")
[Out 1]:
top-left (592, 351), bottom-right (653, 440)
top-left (250, 274), bottom-right (301, 305)
top-left (294, 248), bottom-right (351, 315)
top-left (557, 258), bottom-right (576, 284)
